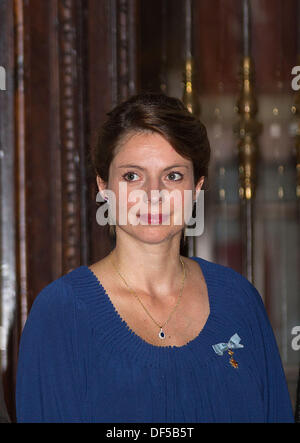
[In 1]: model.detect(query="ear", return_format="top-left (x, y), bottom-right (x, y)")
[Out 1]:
top-left (194, 176), bottom-right (205, 200)
top-left (96, 175), bottom-right (108, 200)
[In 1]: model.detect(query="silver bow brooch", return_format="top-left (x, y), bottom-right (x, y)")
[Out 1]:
top-left (212, 333), bottom-right (244, 369)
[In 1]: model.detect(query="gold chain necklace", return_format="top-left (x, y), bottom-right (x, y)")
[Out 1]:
top-left (110, 255), bottom-right (186, 340)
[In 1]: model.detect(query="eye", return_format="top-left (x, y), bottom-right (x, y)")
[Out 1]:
top-left (122, 172), bottom-right (139, 182)
top-left (167, 171), bottom-right (183, 181)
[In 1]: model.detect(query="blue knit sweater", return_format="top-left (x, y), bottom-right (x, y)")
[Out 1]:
top-left (16, 256), bottom-right (294, 423)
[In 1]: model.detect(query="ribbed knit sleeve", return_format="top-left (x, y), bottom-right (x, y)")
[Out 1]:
top-left (231, 270), bottom-right (294, 423)
top-left (16, 278), bottom-right (91, 423)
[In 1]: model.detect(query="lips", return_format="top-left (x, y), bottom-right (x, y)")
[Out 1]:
top-left (138, 213), bottom-right (169, 224)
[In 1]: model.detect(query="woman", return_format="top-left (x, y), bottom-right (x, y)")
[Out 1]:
top-left (16, 93), bottom-right (294, 423)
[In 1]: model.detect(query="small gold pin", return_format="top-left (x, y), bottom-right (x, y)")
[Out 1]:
top-left (228, 350), bottom-right (238, 368)
top-left (229, 357), bottom-right (239, 369)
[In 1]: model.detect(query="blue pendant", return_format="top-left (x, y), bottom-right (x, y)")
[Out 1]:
top-left (159, 328), bottom-right (165, 339)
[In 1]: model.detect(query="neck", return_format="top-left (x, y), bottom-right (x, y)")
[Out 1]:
top-left (108, 229), bottom-right (186, 297)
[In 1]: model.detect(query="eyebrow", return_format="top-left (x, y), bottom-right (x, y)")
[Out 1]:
top-left (117, 164), bottom-right (189, 171)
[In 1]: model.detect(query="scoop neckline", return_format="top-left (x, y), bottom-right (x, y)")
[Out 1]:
top-left (85, 256), bottom-right (216, 354)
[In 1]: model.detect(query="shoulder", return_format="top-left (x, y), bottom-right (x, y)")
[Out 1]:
top-left (25, 266), bottom-right (89, 328)
top-left (192, 257), bottom-right (276, 356)
top-left (191, 255), bottom-right (265, 312)
top-left (191, 255), bottom-right (251, 286)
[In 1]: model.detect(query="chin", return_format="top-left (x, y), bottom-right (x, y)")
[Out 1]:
top-left (119, 224), bottom-right (180, 244)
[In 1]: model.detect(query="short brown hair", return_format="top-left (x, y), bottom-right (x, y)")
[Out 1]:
top-left (91, 92), bottom-right (211, 187)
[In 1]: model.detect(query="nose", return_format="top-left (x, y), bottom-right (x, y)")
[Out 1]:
top-left (142, 179), bottom-right (165, 205)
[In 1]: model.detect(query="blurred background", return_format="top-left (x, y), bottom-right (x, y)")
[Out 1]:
top-left (0, 0), bottom-right (299, 422)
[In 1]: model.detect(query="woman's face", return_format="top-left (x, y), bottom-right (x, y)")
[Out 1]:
top-left (97, 131), bottom-right (204, 244)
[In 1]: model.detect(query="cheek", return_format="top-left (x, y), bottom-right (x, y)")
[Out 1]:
top-left (183, 190), bottom-right (194, 217)
top-left (112, 181), bottom-right (132, 210)
top-left (171, 187), bottom-right (194, 224)
top-left (115, 188), bottom-right (147, 226)
top-left (160, 191), bottom-right (182, 226)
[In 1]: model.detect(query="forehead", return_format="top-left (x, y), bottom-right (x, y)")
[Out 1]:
top-left (113, 131), bottom-right (188, 163)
